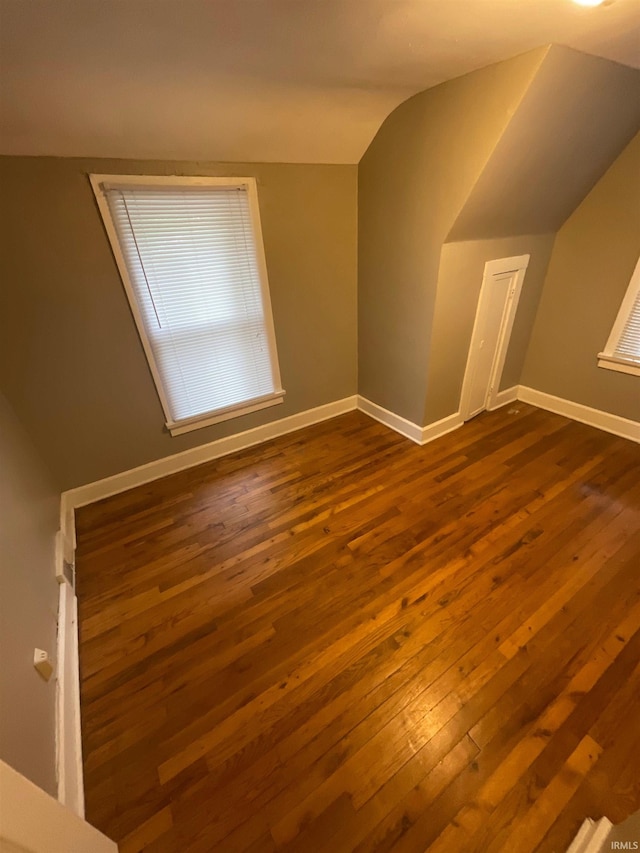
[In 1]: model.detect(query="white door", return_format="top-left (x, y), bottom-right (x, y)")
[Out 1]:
top-left (460, 255), bottom-right (529, 421)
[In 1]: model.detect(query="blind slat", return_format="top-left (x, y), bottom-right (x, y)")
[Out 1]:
top-left (614, 290), bottom-right (640, 363)
top-left (105, 184), bottom-right (279, 423)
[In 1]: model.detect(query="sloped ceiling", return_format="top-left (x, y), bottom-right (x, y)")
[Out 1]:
top-left (447, 46), bottom-right (640, 241)
top-left (0, 0), bottom-right (639, 163)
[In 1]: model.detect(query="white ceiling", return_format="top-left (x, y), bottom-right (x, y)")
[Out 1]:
top-left (1, 0), bottom-right (639, 164)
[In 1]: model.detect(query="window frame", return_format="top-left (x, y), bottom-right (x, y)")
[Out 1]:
top-left (597, 256), bottom-right (640, 378)
top-left (90, 174), bottom-right (285, 435)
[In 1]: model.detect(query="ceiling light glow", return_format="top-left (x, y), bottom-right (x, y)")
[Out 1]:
top-left (572, 0), bottom-right (606, 6)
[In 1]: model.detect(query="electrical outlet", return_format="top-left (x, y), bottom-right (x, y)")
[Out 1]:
top-left (34, 648), bottom-right (54, 681)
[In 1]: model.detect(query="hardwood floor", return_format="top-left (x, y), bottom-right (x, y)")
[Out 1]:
top-left (75, 405), bottom-right (640, 853)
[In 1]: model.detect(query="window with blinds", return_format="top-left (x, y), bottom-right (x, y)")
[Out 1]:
top-left (91, 176), bottom-right (284, 435)
top-left (598, 257), bottom-right (640, 378)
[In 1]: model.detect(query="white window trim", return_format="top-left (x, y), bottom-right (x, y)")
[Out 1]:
top-left (597, 256), bottom-right (640, 377)
top-left (90, 174), bottom-right (285, 435)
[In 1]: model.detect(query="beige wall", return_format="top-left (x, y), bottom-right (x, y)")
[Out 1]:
top-left (448, 48), bottom-right (640, 241)
top-left (358, 49), bottom-right (547, 425)
top-left (425, 234), bottom-right (556, 422)
top-left (0, 391), bottom-right (59, 796)
top-left (0, 158), bottom-right (358, 489)
top-left (522, 133), bottom-right (640, 422)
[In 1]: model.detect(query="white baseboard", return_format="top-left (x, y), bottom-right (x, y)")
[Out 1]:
top-left (517, 386), bottom-right (640, 443)
top-left (356, 396), bottom-right (424, 444)
top-left (55, 530), bottom-right (75, 588)
top-left (488, 385), bottom-right (519, 410)
top-left (566, 817), bottom-right (613, 853)
top-left (56, 582), bottom-right (84, 818)
top-left (61, 396), bottom-right (358, 520)
top-left (356, 396), bottom-right (463, 446)
top-left (420, 411), bottom-right (464, 444)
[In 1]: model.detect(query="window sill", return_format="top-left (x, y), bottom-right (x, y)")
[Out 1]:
top-left (166, 392), bottom-right (286, 436)
top-left (597, 354), bottom-right (640, 377)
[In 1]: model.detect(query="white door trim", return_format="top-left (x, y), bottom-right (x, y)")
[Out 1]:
top-left (56, 583), bottom-right (84, 818)
top-left (460, 254), bottom-right (530, 421)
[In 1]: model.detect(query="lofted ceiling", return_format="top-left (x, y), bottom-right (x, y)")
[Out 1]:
top-left (0, 0), bottom-right (639, 164)
top-left (447, 46), bottom-right (640, 241)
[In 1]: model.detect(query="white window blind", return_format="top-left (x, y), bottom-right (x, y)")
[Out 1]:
top-left (598, 256), bottom-right (640, 377)
top-left (92, 176), bottom-right (284, 434)
top-left (614, 289), bottom-right (640, 362)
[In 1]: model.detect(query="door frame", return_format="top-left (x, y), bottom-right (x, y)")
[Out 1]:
top-left (460, 254), bottom-right (530, 421)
